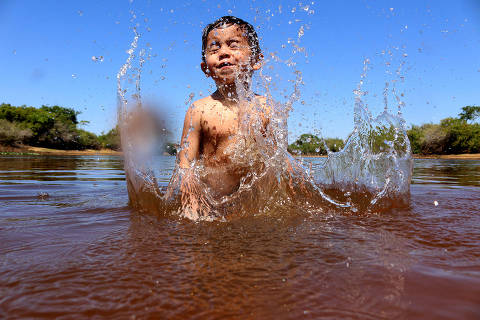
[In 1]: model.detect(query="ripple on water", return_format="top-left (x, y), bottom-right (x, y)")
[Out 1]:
top-left (1, 156), bottom-right (480, 318)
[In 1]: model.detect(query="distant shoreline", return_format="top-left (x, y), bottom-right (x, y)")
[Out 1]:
top-left (296, 154), bottom-right (480, 160)
top-left (0, 145), bottom-right (121, 156)
top-left (1, 145), bottom-right (479, 160)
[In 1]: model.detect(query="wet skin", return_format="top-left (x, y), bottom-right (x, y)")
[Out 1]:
top-left (178, 25), bottom-right (267, 196)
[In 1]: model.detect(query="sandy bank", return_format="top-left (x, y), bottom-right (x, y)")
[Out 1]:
top-left (1, 145), bottom-right (479, 159)
top-left (0, 145), bottom-right (121, 156)
top-left (26, 147), bottom-right (121, 155)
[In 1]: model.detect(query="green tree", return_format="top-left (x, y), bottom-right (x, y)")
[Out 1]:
top-left (288, 133), bottom-right (324, 155)
top-left (0, 103), bottom-right (102, 150)
top-left (77, 129), bottom-right (101, 150)
top-left (441, 117), bottom-right (480, 154)
top-left (407, 124), bottom-right (422, 154)
top-left (366, 125), bottom-right (409, 155)
top-left (458, 106), bottom-right (480, 122)
top-left (325, 138), bottom-right (345, 152)
top-left (288, 134), bottom-right (345, 155)
top-left (98, 127), bottom-right (121, 150)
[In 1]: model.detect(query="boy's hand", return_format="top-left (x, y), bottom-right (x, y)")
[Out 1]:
top-left (179, 168), bottom-right (211, 219)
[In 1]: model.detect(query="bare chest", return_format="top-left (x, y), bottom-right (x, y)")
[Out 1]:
top-left (201, 106), bottom-right (239, 141)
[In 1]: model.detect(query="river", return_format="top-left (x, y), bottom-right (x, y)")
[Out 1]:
top-left (1, 155), bottom-right (479, 319)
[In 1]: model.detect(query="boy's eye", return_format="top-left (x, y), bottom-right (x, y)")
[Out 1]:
top-left (208, 42), bottom-right (220, 51)
top-left (228, 40), bottom-right (240, 49)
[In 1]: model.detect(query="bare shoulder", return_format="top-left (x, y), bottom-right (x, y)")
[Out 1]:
top-left (184, 96), bottom-right (212, 122)
top-left (192, 95), bottom-right (222, 114)
top-left (254, 94), bottom-right (272, 115)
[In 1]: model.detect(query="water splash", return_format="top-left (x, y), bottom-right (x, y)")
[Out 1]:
top-left (117, 6), bottom-right (413, 221)
top-left (315, 59), bottom-right (413, 211)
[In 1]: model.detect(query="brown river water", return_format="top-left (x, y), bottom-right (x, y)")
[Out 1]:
top-left (1, 155), bottom-right (479, 319)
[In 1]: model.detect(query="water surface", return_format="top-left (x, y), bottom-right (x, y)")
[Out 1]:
top-left (1, 156), bottom-right (479, 319)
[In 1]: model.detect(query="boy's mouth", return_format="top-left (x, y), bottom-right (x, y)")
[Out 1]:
top-left (217, 62), bottom-right (234, 69)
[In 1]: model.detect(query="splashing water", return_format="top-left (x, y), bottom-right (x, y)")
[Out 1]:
top-left (117, 9), bottom-right (413, 221)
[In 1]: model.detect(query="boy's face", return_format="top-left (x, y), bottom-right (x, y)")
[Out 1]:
top-left (201, 24), bottom-right (261, 85)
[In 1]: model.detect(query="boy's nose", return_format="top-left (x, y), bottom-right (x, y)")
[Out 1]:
top-left (218, 46), bottom-right (231, 59)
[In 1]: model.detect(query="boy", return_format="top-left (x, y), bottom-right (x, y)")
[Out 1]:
top-left (177, 16), bottom-right (271, 198)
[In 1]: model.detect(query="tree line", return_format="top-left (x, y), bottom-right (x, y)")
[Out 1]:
top-left (407, 106), bottom-right (480, 154)
top-left (288, 106), bottom-right (480, 156)
top-left (1, 103), bottom-right (478, 155)
top-left (0, 103), bottom-right (120, 150)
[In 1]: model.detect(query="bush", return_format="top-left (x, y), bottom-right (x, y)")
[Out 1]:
top-left (0, 103), bottom-right (107, 150)
top-left (407, 125), bottom-right (422, 154)
top-left (441, 117), bottom-right (480, 154)
top-left (419, 123), bottom-right (448, 154)
top-left (98, 127), bottom-right (121, 150)
top-left (0, 119), bottom-right (32, 146)
top-left (325, 138), bottom-right (345, 152)
top-left (406, 113), bottom-right (480, 155)
top-left (77, 129), bottom-right (101, 150)
top-left (288, 134), bottom-right (345, 155)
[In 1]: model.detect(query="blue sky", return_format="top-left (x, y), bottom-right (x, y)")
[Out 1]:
top-left (1, 0), bottom-right (479, 141)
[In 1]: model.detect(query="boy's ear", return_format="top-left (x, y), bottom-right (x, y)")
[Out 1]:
top-left (200, 62), bottom-right (210, 77)
top-left (252, 53), bottom-right (264, 71)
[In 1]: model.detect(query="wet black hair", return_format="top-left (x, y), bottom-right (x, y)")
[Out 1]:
top-left (201, 16), bottom-right (261, 63)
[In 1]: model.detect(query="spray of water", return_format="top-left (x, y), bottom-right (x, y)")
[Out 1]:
top-left (117, 5), bottom-right (413, 221)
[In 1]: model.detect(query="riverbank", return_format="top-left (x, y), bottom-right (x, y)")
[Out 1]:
top-left (297, 153), bottom-right (480, 160)
top-left (0, 145), bottom-right (121, 156)
top-left (413, 153), bottom-right (480, 159)
top-left (1, 145), bottom-right (479, 159)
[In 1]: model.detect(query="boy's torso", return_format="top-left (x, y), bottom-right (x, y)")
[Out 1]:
top-left (192, 95), bottom-right (268, 195)
top-left (194, 95), bottom-right (268, 166)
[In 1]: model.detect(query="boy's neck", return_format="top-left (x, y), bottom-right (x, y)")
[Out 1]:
top-left (215, 81), bottom-right (252, 106)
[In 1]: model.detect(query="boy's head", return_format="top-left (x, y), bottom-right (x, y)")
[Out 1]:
top-left (201, 16), bottom-right (262, 85)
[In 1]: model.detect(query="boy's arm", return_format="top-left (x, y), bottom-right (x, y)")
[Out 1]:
top-left (176, 104), bottom-right (209, 216)
top-left (178, 104), bottom-right (202, 169)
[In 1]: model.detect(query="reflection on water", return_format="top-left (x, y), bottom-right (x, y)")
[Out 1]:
top-left (412, 159), bottom-right (480, 187)
top-left (0, 155), bottom-right (479, 319)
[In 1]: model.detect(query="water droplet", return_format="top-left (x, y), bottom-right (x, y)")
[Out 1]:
top-left (298, 26), bottom-right (305, 38)
top-left (91, 55), bottom-right (104, 62)
top-left (77, 10), bottom-right (83, 16)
